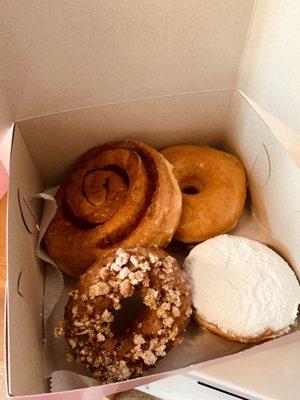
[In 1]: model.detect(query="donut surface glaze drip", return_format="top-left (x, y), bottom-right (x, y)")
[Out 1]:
top-left (161, 145), bottom-right (246, 243)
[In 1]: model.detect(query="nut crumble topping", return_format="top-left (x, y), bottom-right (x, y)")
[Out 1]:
top-left (142, 350), bottom-right (157, 366)
top-left (54, 324), bottom-right (65, 338)
top-left (89, 282), bottom-right (110, 298)
top-left (55, 247), bottom-right (192, 383)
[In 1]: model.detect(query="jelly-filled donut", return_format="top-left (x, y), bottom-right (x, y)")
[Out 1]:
top-left (185, 235), bottom-right (300, 343)
top-left (161, 145), bottom-right (246, 243)
top-left (55, 247), bottom-right (192, 383)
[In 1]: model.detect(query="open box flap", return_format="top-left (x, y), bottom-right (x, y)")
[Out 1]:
top-left (226, 91), bottom-right (300, 273)
top-left (0, 0), bottom-right (254, 121)
top-left (238, 91), bottom-right (300, 168)
top-left (238, 0), bottom-right (300, 133)
top-left (7, 126), bottom-right (47, 396)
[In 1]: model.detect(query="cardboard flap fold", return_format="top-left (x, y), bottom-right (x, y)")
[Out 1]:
top-left (226, 92), bottom-right (300, 275)
top-left (0, 0), bottom-right (254, 121)
top-left (238, 91), bottom-right (300, 168)
top-left (7, 126), bottom-right (47, 396)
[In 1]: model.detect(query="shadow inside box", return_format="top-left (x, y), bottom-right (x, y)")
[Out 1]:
top-left (145, 319), bottom-right (250, 376)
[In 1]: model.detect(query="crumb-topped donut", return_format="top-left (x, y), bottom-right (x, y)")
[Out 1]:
top-left (161, 145), bottom-right (246, 243)
top-left (55, 247), bottom-right (192, 383)
top-left (185, 235), bottom-right (300, 343)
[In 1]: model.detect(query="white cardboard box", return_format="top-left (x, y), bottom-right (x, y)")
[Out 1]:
top-left (0, 1), bottom-right (300, 399)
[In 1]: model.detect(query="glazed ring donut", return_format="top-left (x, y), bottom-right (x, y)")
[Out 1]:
top-left (161, 145), bottom-right (246, 243)
top-left (54, 247), bottom-right (192, 383)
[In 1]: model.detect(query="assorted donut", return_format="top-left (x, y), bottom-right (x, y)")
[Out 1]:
top-left (50, 139), bottom-right (300, 383)
top-left (161, 145), bottom-right (246, 243)
top-left (56, 247), bottom-right (192, 383)
top-left (185, 235), bottom-right (300, 344)
top-left (44, 140), bottom-right (181, 277)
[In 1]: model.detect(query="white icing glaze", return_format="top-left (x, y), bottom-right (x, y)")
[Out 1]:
top-left (184, 235), bottom-right (300, 338)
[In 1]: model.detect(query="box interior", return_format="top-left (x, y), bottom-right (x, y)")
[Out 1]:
top-left (1, 0), bottom-right (300, 397)
top-left (7, 91), bottom-right (300, 396)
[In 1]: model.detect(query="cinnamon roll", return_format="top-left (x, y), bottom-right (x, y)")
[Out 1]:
top-left (44, 140), bottom-right (182, 277)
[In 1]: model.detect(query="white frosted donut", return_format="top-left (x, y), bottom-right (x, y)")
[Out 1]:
top-left (184, 235), bottom-right (300, 343)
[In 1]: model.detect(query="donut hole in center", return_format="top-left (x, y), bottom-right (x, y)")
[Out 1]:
top-left (182, 185), bottom-right (199, 195)
top-left (110, 290), bottom-right (146, 335)
top-left (181, 176), bottom-right (204, 195)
